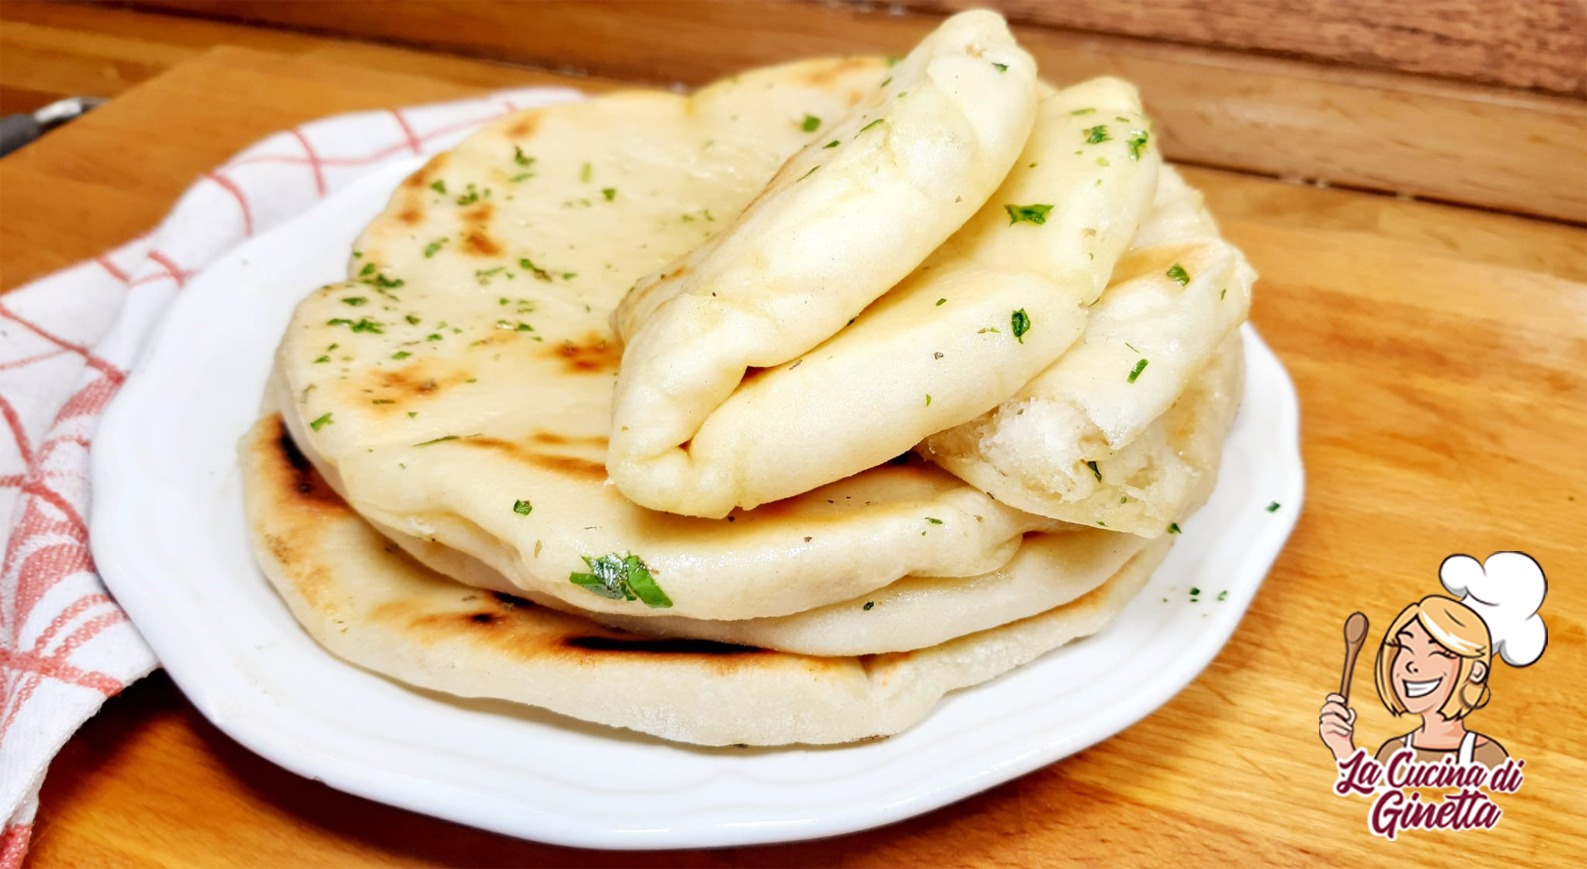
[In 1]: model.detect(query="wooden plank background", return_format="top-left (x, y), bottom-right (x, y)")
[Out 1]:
top-left (909, 0), bottom-right (1587, 97)
top-left (10, 0), bottom-right (1585, 225)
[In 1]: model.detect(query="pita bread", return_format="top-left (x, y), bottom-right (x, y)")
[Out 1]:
top-left (607, 76), bottom-right (1159, 517)
top-left (276, 56), bottom-right (1057, 621)
top-left (922, 167), bottom-right (1253, 535)
top-left (240, 414), bottom-right (1167, 745)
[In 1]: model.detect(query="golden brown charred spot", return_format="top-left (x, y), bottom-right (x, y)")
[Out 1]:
top-left (562, 636), bottom-right (768, 656)
top-left (800, 56), bottom-right (881, 87)
top-left (398, 206), bottom-right (423, 226)
top-left (506, 111), bottom-right (541, 139)
top-left (491, 591), bottom-right (534, 609)
top-left (461, 202), bottom-right (494, 225)
top-left (403, 152), bottom-right (449, 190)
top-left (272, 417), bottom-right (342, 508)
top-left (462, 231), bottom-right (502, 256)
top-left (469, 612), bottom-right (500, 624)
top-left (548, 332), bottom-right (620, 375)
top-left (662, 263), bottom-right (690, 282)
top-left (530, 432), bottom-right (609, 449)
top-left (361, 363), bottom-right (476, 406)
top-left (460, 436), bottom-right (607, 481)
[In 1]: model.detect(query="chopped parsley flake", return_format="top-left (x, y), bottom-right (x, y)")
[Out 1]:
top-left (936, 298), bottom-right (947, 306)
top-left (391, 351), bottom-right (411, 360)
top-left (863, 601), bottom-right (875, 611)
top-left (415, 435), bottom-right (458, 446)
top-left (879, 76), bottom-right (892, 88)
top-left (992, 61), bottom-right (1008, 72)
top-left (925, 394), bottom-right (932, 406)
top-left (1126, 129), bottom-right (1150, 160)
top-left (601, 187), bottom-right (616, 201)
top-left (341, 296), bottom-right (367, 306)
top-left (312, 355), bottom-right (329, 364)
top-left (1220, 288), bottom-right (1228, 300)
top-left (569, 553), bottom-right (671, 608)
top-left (1011, 309), bottom-right (1031, 343)
top-left (429, 180), bottom-right (446, 195)
top-left (1084, 125), bottom-right (1110, 144)
top-left (886, 54), bottom-right (904, 67)
top-left (513, 146), bottom-right (534, 167)
top-left (926, 517), bottom-right (943, 525)
top-left (1128, 358), bottom-right (1149, 383)
top-left (796, 165), bottom-right (820, 182)
top-left (1070, 107), bottom-right (1096, 116)
top-left (858, 118), bottom-right (885, 134)
top-left (801, 114), bottom-right (821, 132)
top-left (423, 238), bottom-right (448, 258)
top-left (326, 317), bottom-right (384, 334)
top-left (1167, 263), bottom-right (1190, 285)
top-left (1004, 203), bottom-right (1053, 226)
top-left (309, 413), bottom-right (333, 432)
top-left (359, 263), bottom-right (376, 277)
top-left (823, 140), bottom-right (840, 149)
top-left (405, 314), bottom-right (421, 325)
top-left (1217, 590), bottom-right (1229, 601)
top-left (512, 499), bottom-right (533, 516)
top-left (1167, 522), bottom-right (1182, 535)
top-left (509, 172), bottom-right (532, 183)
top-left (519, 258), bottom-right (553, 282)
top-left (1267, 501), bottom-right (1282, 512)
top-left (1087, 460), bottom-right (1102, 481)
top-left (579, 162), bottom-right (592, 183)
top-left (455, 184), bottom-right (481, 206)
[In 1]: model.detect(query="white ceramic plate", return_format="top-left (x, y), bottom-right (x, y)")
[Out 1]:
top-left (90, 158), bottom-right (1303, 850)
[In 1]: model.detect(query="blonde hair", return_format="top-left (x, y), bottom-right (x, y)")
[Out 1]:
top-left (1375, 596), bottom-right (1492, 719)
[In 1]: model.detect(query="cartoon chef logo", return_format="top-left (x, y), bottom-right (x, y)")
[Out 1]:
top-left (1317, 552), bottom-right (1548, 838)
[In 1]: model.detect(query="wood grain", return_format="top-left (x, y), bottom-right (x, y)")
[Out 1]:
top-left (7, 43), bottom-right (1586, 868)
top-left (907, 0), bottom-right (1587, 97)
top-left (65, 0), bottom-right (1587, 223)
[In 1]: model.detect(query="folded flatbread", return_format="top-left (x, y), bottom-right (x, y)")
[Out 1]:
top-left (609, 74), bottom-right (1160, 517)
top-left (241, 413), bottom-right (1168, 746)
top-left (922, 166), bottom-right (1254, 535)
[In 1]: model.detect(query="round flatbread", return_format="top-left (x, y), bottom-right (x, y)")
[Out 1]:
top-left (276, 56), bottom-right (1056, 622)
top-left (240, 413), bottom-right (1167, 746)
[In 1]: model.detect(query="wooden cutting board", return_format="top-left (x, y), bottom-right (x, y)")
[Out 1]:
top-left (5, 35), bottom-right (1585, 869)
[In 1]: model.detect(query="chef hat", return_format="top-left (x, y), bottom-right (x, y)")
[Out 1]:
top-left (1439, 552), bottom-right (1548, 667)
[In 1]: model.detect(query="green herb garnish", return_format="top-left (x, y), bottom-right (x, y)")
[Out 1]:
top-left (1070, 107), bottom-right (1096, 116)
top-left (415, 435), bottom-right (459, 446)
top-left (579, 162), bottom-right (592, 183)
top-left (1267, 501), bottom-right (1282, 512)
top-left (925, 517), bottom-right (943, 525)
top-left (326, 317), bottom-right (384, 334)
top-left (423, 238), bottom-right (448, 258)
top-left (429, 180), bottom-right (446, 195)
top-left (391, 351), bottom-right (411, 360)
top-left (601, 187), bottom-right (616, 201)
top-left (513, 146), bottom-right (534, 167)
top-left (1087, 460), bottom-right (1102, 481)
top-left (1167, 523), bottom-right (1182, 534)
top-left (1011, 309), bottom-right (1031, 343)
top-left (863, 601), bottom-right (875, 611)
top-left (1004, 203), bottom-right (1053, 226)
top-left (935, 298), bottom-right (947, 306)
top-left (1128, 358), bottom-right (1148, 383)
top-left (1166, 263), bottom-right (1190, 285)
top-left (858, 118), bottom-right (885, 134)
top-left (569, 553), bottom-right (672, 608)
top-left (823, 140), bottom-right (840, 149)
top-left (801, 114), bottom-right (821, 132)
top-left (1084, 125), bottom-right (1110, 144)
top-left (1126, 129), bottom-right (1150, 160)
top-left (309, 413), bottom-right (333, 432)
top-left (512, 499), bottom-right (533, 516)
top-left (341, 296), bottom-right (367, 306)
top-left (312, 355), bottom-right (329, 364)
top-left (992, 62), bottom-right (1008, 72)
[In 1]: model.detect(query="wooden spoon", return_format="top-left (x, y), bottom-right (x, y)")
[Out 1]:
top-left (1340, 611), bottom-right (1370, 701)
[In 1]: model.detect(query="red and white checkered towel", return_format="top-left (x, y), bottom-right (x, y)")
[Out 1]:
top-left (0, 85), bottom-right (581, 866)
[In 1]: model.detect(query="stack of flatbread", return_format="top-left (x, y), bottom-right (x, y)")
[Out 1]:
top-left (243, 10), bottom-right (1254, 746)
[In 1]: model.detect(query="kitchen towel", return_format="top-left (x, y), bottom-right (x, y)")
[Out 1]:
top-left (0, 84), bottom-right (580, 867)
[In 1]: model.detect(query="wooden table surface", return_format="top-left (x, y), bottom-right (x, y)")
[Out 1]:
top-left (3, 3), bottom-right (1585, 867)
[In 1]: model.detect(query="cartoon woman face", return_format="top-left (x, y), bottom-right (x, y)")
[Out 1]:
top-left (1390, 620), bottom-right (1463, 715)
